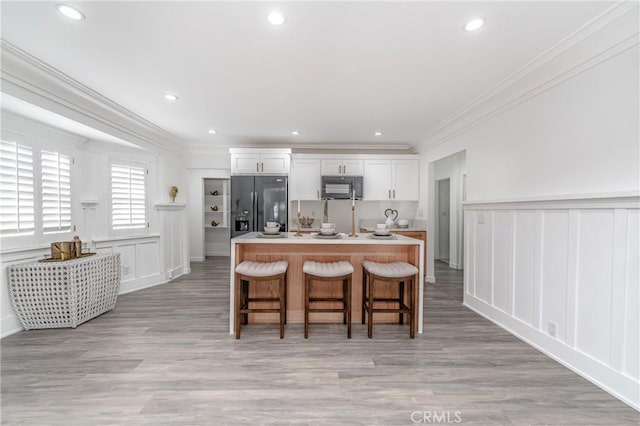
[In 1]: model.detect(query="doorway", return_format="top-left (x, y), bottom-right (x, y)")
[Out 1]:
top-left (436, 178), bottom-right (450, 263)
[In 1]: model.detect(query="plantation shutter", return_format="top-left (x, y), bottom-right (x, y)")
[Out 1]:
top-left (0, 141), bottom-right (34, 235)
top-left (41, 150), bottom-right (72, 233)
top-left (111, 164), bottom-right (146, 229)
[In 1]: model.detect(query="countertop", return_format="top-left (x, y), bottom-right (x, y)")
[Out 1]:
top-left (231, 232), bottom-right (423, 246)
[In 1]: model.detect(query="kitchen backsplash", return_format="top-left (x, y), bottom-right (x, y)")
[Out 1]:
top-left (289, 200), bottom-right (419, 233)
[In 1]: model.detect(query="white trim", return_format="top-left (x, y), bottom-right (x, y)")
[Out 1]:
top-left (1, 40), bottom-right (182, 154)
top-left (413, 2), bottom-right (639, 152)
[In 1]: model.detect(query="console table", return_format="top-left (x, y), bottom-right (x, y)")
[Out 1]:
top-left (7, 253), bottom-right (121, 330)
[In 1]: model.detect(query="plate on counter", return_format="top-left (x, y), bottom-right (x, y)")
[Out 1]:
top-left (311, 232), bottom-right (345, 239)
top-left (368, 234), bottom-right (397, 240)
top-left (258, 232), bottom-right (287, 238)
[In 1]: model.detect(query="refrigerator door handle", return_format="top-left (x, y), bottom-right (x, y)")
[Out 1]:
top-left (253, 191), bottom-right (259, 229)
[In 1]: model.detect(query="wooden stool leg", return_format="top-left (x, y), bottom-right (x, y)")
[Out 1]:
top-left (347, 275), bottom-right (352, 339)
top-left (242, 280), bottom-right (249, 325)
top-left (279, 275), bottom-right (285, 339)
top-left (368, 276), bottom-right (374, 338)
top-left (410, 278), bottom-right (415, 339)
top-left (399, 281), bottom-right (405, 325)
top-left (342, 279), bottom-right (347, 325)
top-left (304, 274), bottom-right (310, 338)
top-left (234, 274), bottom-right (242, 339)
top-left (361, 269), bottom-right (367, 325)
top-left (284, 272), bottom-right (288, 325)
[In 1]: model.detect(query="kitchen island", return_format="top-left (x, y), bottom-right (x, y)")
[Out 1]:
top-left (229, 232), bottom-right (424, 335)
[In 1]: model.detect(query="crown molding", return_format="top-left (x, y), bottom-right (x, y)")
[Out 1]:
top-left (413, 1), bottom-right (639, 153)
top-left (0, 39), bottom-right (183, 155)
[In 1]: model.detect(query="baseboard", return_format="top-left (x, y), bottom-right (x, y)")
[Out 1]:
top-left (426, 275), bottom-right (436, 283)
top-left (119, 273), bottom-right (166, 294)
top-left (190, 256), bottom-right (205, 262)
top-left (1, 314), bottom-right (23, 338)
top-left (464, 295), bottom-right (640, 411)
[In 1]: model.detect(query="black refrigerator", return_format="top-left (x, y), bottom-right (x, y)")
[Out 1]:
top-left (231, 176), bottom-right (288, 238)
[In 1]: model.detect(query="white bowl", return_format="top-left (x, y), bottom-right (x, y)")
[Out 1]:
top-left (319, 228), bottom-right (336, 235)
top-left (373, 229), bottom-right (391, 236)
top-left (263, 227), bottom-right (280, 235)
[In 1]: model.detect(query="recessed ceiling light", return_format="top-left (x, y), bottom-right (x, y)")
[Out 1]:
top-left (208, 129), bottom-right (217, 135)
top-left (291, 131), bottom-right (299, 136)
top-left (267, 11), bottom-right (285, 26)
top-left (464, 18), bottom-right (485, 32)
top-left (56, 4), bottom-right (85, 21)
top-left (374, 131), bottom-right (383, 136)
top-left (164, 93), bottom-right (178, 101)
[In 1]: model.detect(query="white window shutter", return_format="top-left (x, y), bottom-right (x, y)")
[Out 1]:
top-left (0, 141), bottom-right (34, 235)
top-left (111, 164), bottom-right (146, 229)
top-left (41, 150), bottom-right (72, 233)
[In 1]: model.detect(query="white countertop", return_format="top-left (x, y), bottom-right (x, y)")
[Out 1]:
top-left (231, 232), bottom-right (423, 245)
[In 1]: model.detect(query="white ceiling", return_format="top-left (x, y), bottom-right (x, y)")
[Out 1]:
top-left (0, 1), bottom-right (614, 150)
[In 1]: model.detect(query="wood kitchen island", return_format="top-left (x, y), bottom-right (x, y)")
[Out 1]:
top-left (229, 232), bottom-right (425, 335)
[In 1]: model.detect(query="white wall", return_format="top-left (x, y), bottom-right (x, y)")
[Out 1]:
top-left (414, 4), bottom-right (639, 409)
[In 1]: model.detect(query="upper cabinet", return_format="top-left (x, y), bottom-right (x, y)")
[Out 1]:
top-left (230, 150), bottom-right (290, 175)
top-left (320, 159), bottom-right (363, 176)
top-left (290, 158), bottom-right (322, 200)
top-left (363, 159), bottom-right (419, 201)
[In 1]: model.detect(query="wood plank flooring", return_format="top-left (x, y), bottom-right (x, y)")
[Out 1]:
top-left (1, 258), bottom-right (637, 425)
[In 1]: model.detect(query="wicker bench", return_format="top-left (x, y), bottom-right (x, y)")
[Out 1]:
top-left (7, 253), bottom-right (121, 330)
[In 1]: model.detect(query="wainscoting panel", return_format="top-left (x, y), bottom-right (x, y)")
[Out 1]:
top-left (513, 210), bottom-right (536, 326)
top-left (492, 210), bottom-right (514, 315)
top-left (464, 196), bottom-right (639, 409)
top-left (575, 210), bottom-right (615, 365)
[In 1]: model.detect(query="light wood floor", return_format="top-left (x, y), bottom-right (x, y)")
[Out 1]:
top-left (1, 258), bottom-right (637, 425)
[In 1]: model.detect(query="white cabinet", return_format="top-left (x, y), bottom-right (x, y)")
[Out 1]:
top-left (231, 152), bottom-right (290, 175)
top-left (392, 160), bottom-right (420, 201)
top-left (321, 159), bottom-right (363, 176)
top-left (363, 159), bottom-right (419, 201)
top-left (291, 158), bottom-right (322, 200)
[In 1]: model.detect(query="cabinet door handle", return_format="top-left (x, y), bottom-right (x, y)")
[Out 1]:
top-left (317, 190), bottom-right (320, 199)
top-left (393, 189), bottom-right (396, 199)
top-left (338, 165), bottom-right (341, 174)
top-left (256, 162), bottom-right (259, 172)
top-left (261, 162), bottom-right (264, 172)
top-left (344, 165), bottom-right (347, 174)
top-left (388, 189), bottom-right (391, 199)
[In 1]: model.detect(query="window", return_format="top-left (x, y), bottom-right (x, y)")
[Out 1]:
top-left (0, 141), bottom-right (34, 235)
top-left (41, 150), bottom-right (72, 233)
top-left (111, 164), bottom-right (147, 230)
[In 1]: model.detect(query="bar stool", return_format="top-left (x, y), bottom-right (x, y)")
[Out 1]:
top-left (303, 260), bottom-right (354, 338)
top-left (362, 261), bottom-right (419, 338)
top-left (234, 260), bottom-right (288, 339)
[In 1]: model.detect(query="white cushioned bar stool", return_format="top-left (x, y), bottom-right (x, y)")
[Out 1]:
top-left (362, 261), bottom-right (419, 338)
top-left (303, 260), bottom-right (354, 338)
top-left (234, 260), bottom-right (288, 339)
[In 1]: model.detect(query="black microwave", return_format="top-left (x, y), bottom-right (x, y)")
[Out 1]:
top-left (321, 176), bottom-right (364, 200)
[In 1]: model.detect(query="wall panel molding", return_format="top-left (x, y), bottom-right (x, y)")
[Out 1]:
top-left (464, 195), bottom-right (639, 409)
